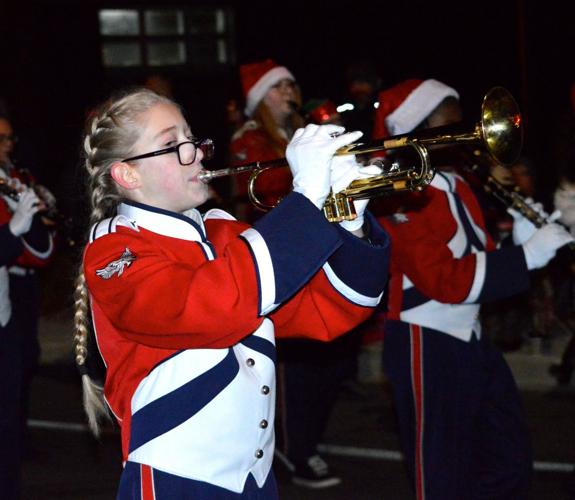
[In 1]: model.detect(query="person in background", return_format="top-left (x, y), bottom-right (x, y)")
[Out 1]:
top-left (73, 87), bottom-right (390, 499)
top-left (374, 78), bottom-right (573, 500)
top-left (0, 115), bottom-right (55, 499)
top-left (229, 59), bottom-right (304, 221)
top-left (549, 164), bottom-right (575, 385)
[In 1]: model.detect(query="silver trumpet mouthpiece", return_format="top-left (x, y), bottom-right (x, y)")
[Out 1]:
top-left (198, 170), bottom-right (213, 183)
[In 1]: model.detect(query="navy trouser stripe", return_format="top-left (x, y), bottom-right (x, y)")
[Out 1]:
top-left (129, 349), bottom-right (239, 453)
top-left (118, 462), bottom-right (279, 499)
top-left (240, 336), bottom-right (276, 364)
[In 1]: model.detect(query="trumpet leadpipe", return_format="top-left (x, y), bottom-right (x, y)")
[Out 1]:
top-left (198, 159), bottom-right (289, 183)
top-left (198, 167), bottom-right (240, 183)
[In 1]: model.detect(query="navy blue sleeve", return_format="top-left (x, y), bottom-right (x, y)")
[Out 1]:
top-left (242, 192), bottom-right (342, 313)
top-left (0, 223), bottom-right (24, 266)
top-left (477, 245), bottom-right (530, 302)
top-left (327, 210), bottom-right (391, 300)
top-left (21, 215), bottom-right (52, 254)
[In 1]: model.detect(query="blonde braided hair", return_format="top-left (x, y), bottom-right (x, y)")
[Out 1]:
top-left (74, 88), bottom-right (171, 435)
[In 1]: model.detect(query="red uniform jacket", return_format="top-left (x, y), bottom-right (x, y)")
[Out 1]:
top-left (84, 194), bottom-right (390, 488)
top-left (378, 171), bottom-right (529, 341)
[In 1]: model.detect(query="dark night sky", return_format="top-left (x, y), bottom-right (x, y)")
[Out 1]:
top-left (0, 0), bottom-right (573, 210)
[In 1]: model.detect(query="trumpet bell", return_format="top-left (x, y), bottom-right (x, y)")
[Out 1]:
top-left (481, 87), bottom-right (523, 166)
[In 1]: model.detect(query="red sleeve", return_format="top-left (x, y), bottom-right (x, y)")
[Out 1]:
top-left (85, 227), bottom-right (265, 351)
top-left (271, 269), bottom-right (375, 342)
top-left (379, 191), bottom-right (479, 304)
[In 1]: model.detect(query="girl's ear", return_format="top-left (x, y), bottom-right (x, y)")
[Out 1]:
top-left (111, 161), bottom-right (141, 190)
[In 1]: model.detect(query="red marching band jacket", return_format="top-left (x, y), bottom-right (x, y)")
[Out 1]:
top-left (84, 193), bottom-right (390, 492)
top-left (377, 170), bottom-right (530, 341)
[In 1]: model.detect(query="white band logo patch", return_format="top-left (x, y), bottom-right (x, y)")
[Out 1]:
top-left (96, 247), bottom-right (136, 279)
top-left (390, 213), bottom-right (409, 224)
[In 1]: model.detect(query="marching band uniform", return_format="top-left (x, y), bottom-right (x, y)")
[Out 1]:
top-left (84, 192), bottom-right (389, 499)
top-left (380, 171), bottom-right (532, 500)
top-left (0, 167), bottom-right (55, 499)
top-left (375, 80), bottom-right (532, 500)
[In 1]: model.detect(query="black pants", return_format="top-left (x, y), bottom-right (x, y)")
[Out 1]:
top-left (10, 273), bottom-right (41, 442)
top-left (276, 329), bottom-right (361, 464)
top-left (0, 317), bottom-right (23, 500)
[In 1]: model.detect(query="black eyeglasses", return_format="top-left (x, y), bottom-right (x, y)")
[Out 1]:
top-left (122, 138), bottom-right (214, 166)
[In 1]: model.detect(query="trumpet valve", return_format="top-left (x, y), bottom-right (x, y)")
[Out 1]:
top-left (323, 192), bottom-right (357, 223)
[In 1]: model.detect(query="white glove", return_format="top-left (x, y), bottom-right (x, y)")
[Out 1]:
top-left (508, 201), bottom-right (559, 245)
top-left (8, 189), bottom-right (41, 237)
top-left (554, 185), bottom-right (575, 229)
top-left (286, 124), bottom-right (363, 209)
top-left (507, 198), bottom-right (550, 245)
top-left (522, 223), bottom-right (574, 270)
top-left (331, 156), bottom-right (382, 231)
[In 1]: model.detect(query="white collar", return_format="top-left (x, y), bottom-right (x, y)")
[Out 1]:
top-left (430, 171), bottom-right (457, 193)
top-left (117, 201), bottom-right (206, 242)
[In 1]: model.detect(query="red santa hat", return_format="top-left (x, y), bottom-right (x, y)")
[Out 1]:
top-left (373, 79), bottom-right (459, 138)
top-left (240, 59), bottom-right (295, 117)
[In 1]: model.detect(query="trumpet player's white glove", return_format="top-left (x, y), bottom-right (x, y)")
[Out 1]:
top-left (286, 124), bottom-right (363, 209)
top-left (522, 223), bottom-right (574, 270)
top-left (330, 155), bottom-right (383, 231)
top-left (9, 188), bottom-right (41, 237)
top-left (3, 193), bottom-right (19, 212)
top-left (508, 199), bottom-right (557, 245)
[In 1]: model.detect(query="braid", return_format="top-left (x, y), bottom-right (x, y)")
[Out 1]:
top-left (73, 88), bottom-right (172, 435)
top-left (73, 271), bottom-right (109, 436)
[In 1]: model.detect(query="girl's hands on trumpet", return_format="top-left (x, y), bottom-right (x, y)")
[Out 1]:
top-left (330, 155), bottom-right (383, 234)
top-left (285, 123), bottom-right (383, 237)
top-left (286, 124), bottom-right (362, 209)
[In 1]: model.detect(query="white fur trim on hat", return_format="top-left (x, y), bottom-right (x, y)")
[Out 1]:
top-left (245, 66), bottom-right (295, 117)
top-left (386, 79), bottom-right (459, 136)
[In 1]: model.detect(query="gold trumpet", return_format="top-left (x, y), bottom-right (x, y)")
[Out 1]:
top-left (200, 87), bottom-right (523, 222)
